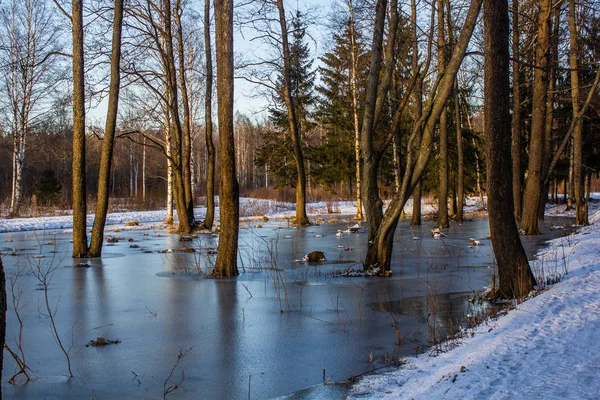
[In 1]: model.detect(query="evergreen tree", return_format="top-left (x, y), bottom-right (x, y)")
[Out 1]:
top-left (314, 20), bottom-right (370, 191)
top-left (256, 10), bottom-right (316, 189)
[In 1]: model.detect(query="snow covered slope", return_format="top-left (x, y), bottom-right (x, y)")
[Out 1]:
top-left (350, 211), bottom-right (600, 399)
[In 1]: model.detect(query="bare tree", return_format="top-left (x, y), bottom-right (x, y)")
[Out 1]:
top-left (212, 0), bottom-right (239, 277)
top-left (87, 0), bottom-right (125, 257)
top-left (520, 0), bottom-right (551, 235)
top-left (361, 0), bottom-right (482, 273)
top-left (483, 0), bottom-right (535, 299)
top-left (0, 0), bottom-right (62, 216)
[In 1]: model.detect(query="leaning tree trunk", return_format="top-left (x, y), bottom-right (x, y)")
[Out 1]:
top-left (202, 0), bottom-right (216, 230)
top-left (163, 0), bottom-right (193, 233)
top-left (363, 0), bottom-right (482, 273)
top-left (212, 0), bottom-right (239, 277)
top-left (276, 0), bottom-right (310, 226)
top-left (71, 0), bottom-right (88, 258)
top-left (88, 0), bottom-right (124, 258)
top-left (483, 0), bottom-right (535, 299)
top-left (520, 0), bottom-right (551, 235)
top-left (569, 0), bottom-right (588, 226)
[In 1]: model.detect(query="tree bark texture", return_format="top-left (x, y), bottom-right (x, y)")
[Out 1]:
top-left (484, 0), bottom-right (535, 299)
top-left (212, 0), bottom-right (239, 277)
top-left (0, 256), bottom-right (5, 398)
top-left (454, 82), bottom-right (464, 223)
top-left (437, 0), bottom-right (449, 228)
top-left (174, 0), bottom-right (194, 222)
top-left (88, 0), bottom-right (124, 257)
top-left (71, 0), bottom-right (88, 258)
top-left (569, 0), bottom-right (588, 225)
top-left (410, 0), bottom-right (423, 226)
top-left (511, 0), bottom-right (522, 221)
top-left (520, 0), bottom-right (551, 235)
top-left (348, 0), bottom-right (363, 221)
top-left (276, 0), bottom-right (310, 226)
top-left (362, 0), bottom-right (482, 272)
top-left (202, 0), bottom-right (216, 230)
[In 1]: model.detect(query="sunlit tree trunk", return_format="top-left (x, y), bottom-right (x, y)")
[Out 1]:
top-left (174, 0), bottom-right (194, 222)
top-left (538, 7), bottom-right (559, 221)
top-left (0, 256), bottom-right (6, 396)
top-left (276, 0), bottom-right (310, 226)
top-left (202, 0), bottom-right (216, 230)
top-left (165, 118), bottom-right (174, 225)
top-left (484, 0), bottom-right (535, 299)
top-left (347, 0), bottom-right (363, 220)
top-left (410, 0), bottom-right (424, 226)
top-left (212, 0), bottom-right (239, 277)
top-left (362, 0), bottom-right (482, 272)
top-left (454, 82), bottom-right (464, 223)
top-left (71, 0), bottom-right (88, 258)
top-left (520, 0), bottom-right (551, 235)
top-left (437, 0), bottom-right (449, 228)
top-left (569, 0), bottom-right (588, 225)
top-left (88, 0), bottom-right (124, 257)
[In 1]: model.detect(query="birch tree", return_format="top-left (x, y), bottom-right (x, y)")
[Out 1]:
top-left (0, 0), bottom-right (62, 216)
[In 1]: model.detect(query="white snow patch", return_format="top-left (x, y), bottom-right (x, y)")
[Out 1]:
top-left (350, 208), bottom-right (600, 399)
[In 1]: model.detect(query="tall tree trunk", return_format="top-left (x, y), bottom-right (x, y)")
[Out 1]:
top-left (520, 0), bottom-right (551, 235)
top-left (88, 0), bottom-right (124, 257)
top-left (437, 0), bottom-right (449, 228)
top-left (142, 135), bottom-right (146, 200)
top-left (348, 0), bottom-right (363, 220)
top-left (511, 0), bottom-right (522, 221)
top-left (212, 0), bottom-right (239, 277)
top-left (71, 0), bottom-right (88, 258)
top-left (483, 0), bottom-right (535, 299)
top-left (0, 256), bottom-right (6, 398)
top-left (538, 6), bottom-right (559, 221)
top-left (410, 0), bottom-right (423, 226)
top-left (202, 0), bottom-right (216, 230)
top-left (165, 117), bottom-right (174, 224)
top-left (363, 0), bottom-right (482, 272)
top-left (454, 82), bottom-right (464, 223)
top-left (569, 0), bottom-right (588, 225)
top-left (361, 0), bottom-right (388, 246)
top-left (163, 0), bottom-right (192, 233)
top-left (276, 0), bottom-right (310, 226)
top-left (174, 0), bottom-right (194, 222)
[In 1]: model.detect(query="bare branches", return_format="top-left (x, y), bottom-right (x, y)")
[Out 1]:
top-left (163, 347), bottom-right (192, 398)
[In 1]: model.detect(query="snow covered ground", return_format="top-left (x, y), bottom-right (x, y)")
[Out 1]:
top-left (1, 196), bottom-right (599, 398)
top-left (349, 208), bottom-right (600, 399)
top-left (0, 195), bottom-right (488, 233)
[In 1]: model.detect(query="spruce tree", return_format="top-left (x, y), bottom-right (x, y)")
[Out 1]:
top-left (257, 10), bottom-right (316, 189)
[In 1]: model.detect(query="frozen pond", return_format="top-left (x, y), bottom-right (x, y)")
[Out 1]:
top-left (0, 215), bottom-right (574, 399)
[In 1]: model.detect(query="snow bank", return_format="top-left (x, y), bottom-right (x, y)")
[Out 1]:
top-left (349, 209), bottom-right (600, 399)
